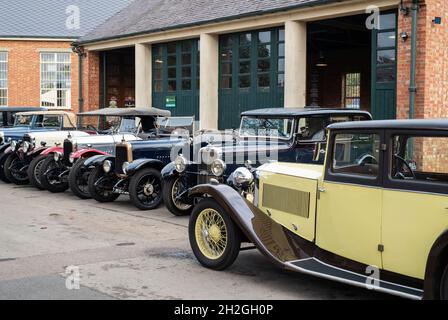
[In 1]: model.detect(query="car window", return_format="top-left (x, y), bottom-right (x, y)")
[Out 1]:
top-left (41, 115), bottom-right (62, 128)
top-left (239, 117), bottom-right (294, 139)
top-left (391, 135), bottom-right (448, 184)
top-left (332, 133), bottom-right (381, 177)
top-left (14, 114), bottom-right (33, 127)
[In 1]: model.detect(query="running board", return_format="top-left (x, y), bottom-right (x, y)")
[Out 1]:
top-left (286, 258), bottom-right (423, 300)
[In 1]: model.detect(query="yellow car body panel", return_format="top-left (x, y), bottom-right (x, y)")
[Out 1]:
top-left (382, 189), bottom-right (448, 280)
top-left (316, 181), bottom-right (383, 268)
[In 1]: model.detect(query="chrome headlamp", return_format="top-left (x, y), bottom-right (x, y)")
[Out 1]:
top-left (22, 141), bottom-right (30, 153)
top-left (103, 160), bottom-right (112, 173)
top-left (231, 167), bottom-right (254, 188)
top-left (10, 140), bottom-right (17, 150)
top-left (54, 152), bottom-right (62, 162)
top-left (174, 155), bottom-right (188, 173)
top-left (211, 159), bottom-right (226, 177)
top-left (122, 161), bottom-right (130, 174)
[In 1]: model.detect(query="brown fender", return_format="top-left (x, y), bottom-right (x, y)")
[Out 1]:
top-left (189, 184), bottom-right (309, 269)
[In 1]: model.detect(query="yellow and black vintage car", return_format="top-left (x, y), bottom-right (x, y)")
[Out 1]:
top-left (187, 119), bottom-right (448, 300)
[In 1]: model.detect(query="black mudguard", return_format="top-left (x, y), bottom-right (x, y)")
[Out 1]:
top-left (188, 184), bottom-right (310, 269)
top-left (161, 161), bottom-right (177, 179)
top-left (84, 154), bottom-right (115, 168)
top-left (126, 158), bottom-right (164, 176)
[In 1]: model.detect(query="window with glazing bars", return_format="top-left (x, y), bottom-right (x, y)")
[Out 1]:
top-left (40, 52), bottom-right (71, 108)
top-left (0, 52), bottom-right (7, 106)
top-left (343, 73), bottom-right (361, 109)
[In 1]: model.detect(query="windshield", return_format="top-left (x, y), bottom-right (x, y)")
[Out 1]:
top-left (297, 114), bottom-right (370, 141)
top-left (14, 114), bottom-right (33, 127)
top-left (239, 116), bottom-right (294, 139)
top-left (78, 115), bottom-right (136, 133)
top-left (157, 117), bottom-right (194, 135)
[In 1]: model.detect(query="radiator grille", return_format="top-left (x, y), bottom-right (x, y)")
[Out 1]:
top-left (115, 144), bottom-right (130, 175)
top-left (63, 139), bottom-right (73, 163)
top-left (262, 184), bottom-right (310, 218)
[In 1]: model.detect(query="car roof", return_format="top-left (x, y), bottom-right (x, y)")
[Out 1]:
top-left (0, 107), bottom-right (47, 112)
top-left (240, 107), bottom-right (372, 118)
top-left (14, 110), bottom-right (77, 128)
top-left (78, 107), bottom-right (171, 117)
top-left (328, 119), bottom-right (448, 131)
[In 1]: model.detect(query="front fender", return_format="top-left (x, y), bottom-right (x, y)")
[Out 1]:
top-left (40, 146), bottom-right (64, 156)
top-left (71, 148), bottom-right (109, 160)
top-left (161, 161), bottom-right (177, 178)
top-left (84, 154), bottom-right (115, 168)
top-left (188, 184), bottom-right (305, 268)
top-left (29, 146), bottom-right (49, 157)
top-left (127, 159), bottom-right (165, 176)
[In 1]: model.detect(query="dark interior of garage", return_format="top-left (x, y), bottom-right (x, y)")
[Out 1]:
top-left (307, 14), bottom-right (372, 113)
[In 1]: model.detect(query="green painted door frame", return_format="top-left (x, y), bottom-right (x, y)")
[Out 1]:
top-left (218, 28), bottom-right (285, 129)
top-left (152, 39), bottom-right (200, 119)
top-left (371, 11), bottom-right (398, 120)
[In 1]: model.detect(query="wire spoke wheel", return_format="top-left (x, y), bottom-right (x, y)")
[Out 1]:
top-left (171, 176), bottom-right (192, 211)
top-left (10, 157), bottom-right (27, 181)
top-left (195, 208), bottom-right (228, 260)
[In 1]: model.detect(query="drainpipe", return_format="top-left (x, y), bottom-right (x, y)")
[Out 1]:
top-left (71, 42), bottom-right (86, 113)
top-left (409, 0), bottom-right (419, 119)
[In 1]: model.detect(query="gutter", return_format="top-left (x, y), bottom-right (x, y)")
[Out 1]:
top-left (72, 43), bottom-right (86, 113)
top-left (77, 0), bottom-right (345, 45)
top-left (409, 0), bottom-right (419, 119)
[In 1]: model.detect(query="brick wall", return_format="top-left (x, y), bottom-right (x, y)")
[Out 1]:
top-left (396, 0), bottom-right (448, 119)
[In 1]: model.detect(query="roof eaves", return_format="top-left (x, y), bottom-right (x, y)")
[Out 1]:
top-left (78, 0), bottom-right (343, 45)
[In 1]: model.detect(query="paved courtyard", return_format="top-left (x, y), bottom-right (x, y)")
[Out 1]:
top-left (0, 182), bottom-right (394, 300)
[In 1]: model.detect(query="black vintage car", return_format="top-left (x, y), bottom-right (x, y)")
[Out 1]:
top-left (160, 107), bottom-right (372, 216)
top-left (85, 116), bottom-right (198, 209)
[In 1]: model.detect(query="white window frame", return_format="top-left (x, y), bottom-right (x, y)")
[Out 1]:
top-left (0, 51), bottom-right (8, 107)
top-left (40, 52), bottom-right (72, 109)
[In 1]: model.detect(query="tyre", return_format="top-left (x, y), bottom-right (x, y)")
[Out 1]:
top-left (440, 264), bottom-right (448, 300)
top-left (189, 198), bottom-right (241, 270)
top-left (4, 153), bottom-right (29, 185)
top-left (129, 168), bottom-right (163, 210)
top-left (162, 175), bottom-right (193, 216)
top-left (27, 154), bottom-right (47, 190)
top-left (88, 166), bottom-right (119, 203)
top-left (39, 156), bottom-right (69, 193)
top-left (0, 152), bottom-right (11, 183)
top-left (68, 158), bottom-right (91, 199)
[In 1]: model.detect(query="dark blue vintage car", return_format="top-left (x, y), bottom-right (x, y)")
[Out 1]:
top-left (85, 117), bottom-right (198, 209)
top-left (160, 107), bottom-right (372, 216)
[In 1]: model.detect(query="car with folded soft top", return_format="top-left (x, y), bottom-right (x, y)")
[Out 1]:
top-left (0, 110), bottom-right (85, 183)
top-left (35, 107), bottom-right (171, 197)
top-left (187, 119), bottom-right (448, 300)
top-left (161, 107), bottom-right (372, 216)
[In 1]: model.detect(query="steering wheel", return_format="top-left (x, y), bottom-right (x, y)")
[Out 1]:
top-left (86, 125), bottom-right (99, 134)
top-left (393, 154), bottom-right (416, 179)
top-left (357, 154), bottom-right (378, 166)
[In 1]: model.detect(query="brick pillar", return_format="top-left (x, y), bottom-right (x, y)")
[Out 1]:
top-left (82, 50), bottom-right (100, 112)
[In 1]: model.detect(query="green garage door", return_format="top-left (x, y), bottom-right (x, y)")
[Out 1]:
top-left (152, 39), bottom-right (200, 118)
top-left (219, 28), bottom-right (285, 129)
top-left (371, 12), bottom-right (397, 120)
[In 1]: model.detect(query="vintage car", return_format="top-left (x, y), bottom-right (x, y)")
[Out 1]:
top-left (0, 107), bottom-right (47, 129)
top-left (2, 111), bottom-right (90, 185)
top-left (86, 116), bottom-right (197, 209)
top-left (161, 107), bottom-right (372, 216)
top-left (0, 110), bottom-right (82, 183)
top-left (187, 119), bottom-right (448, 300)
top-left (35, 107), bottom-right (170, 196)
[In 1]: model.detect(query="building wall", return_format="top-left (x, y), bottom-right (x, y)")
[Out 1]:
top-left (0, 39), bottom-right (82, 112)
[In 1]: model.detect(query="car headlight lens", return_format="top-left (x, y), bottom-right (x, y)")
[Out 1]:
top-left (54, 152), bottom-right (61, 162)
top-left (211, 159), bottom-right (226, 177)
top-left (10, 140), bottom-right (17, 149)
top-left (232, 167), bottom-right (254, 187)
top-left (122, 162), bottom-right (129, 174)
top-left (174, 155), bottom-right (188, 173)
top-left (103, 160), bottom-right (112, 173)
top-left (22, 141), bottom-right (30, 153)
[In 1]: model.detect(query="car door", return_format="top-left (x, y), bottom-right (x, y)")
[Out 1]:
top-left (317, 130), bottom-right (384, 268)
top-left (382, 131), bottom-right (448, 280)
